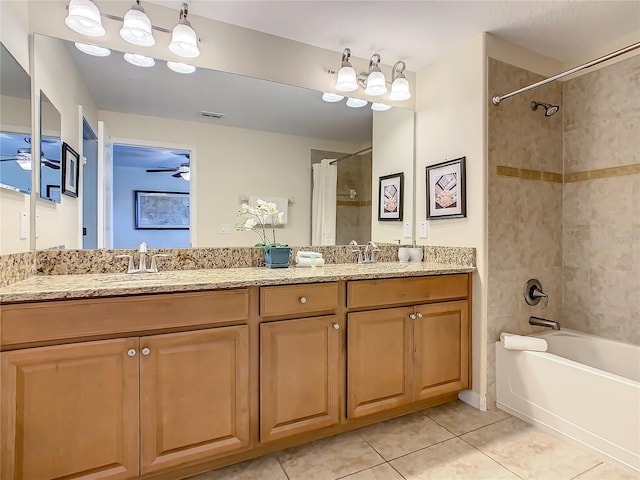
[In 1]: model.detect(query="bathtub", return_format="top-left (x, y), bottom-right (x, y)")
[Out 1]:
top-left (496, 329), bottom-right (640, 472)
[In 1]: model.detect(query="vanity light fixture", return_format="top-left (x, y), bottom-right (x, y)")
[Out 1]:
top-left (74, 42), bottom-right (111, 57)
top-left (65, 0), bottom-right (105, 37)
top-left (120, 0), bottom-right (155, 47)
top-left (389, 61), bottom-right (411, 101)
top-left (346, 97), bottom-right (368, 108)
top-left (364, 54), bottom-right (387, 96)
top-left (321, 92), bottom-right (344, 103)
top-left (124, 52), bottom-right (155, 67)
top-left (167, 61), bottom-right (196, 74)
top-left (169, 2), bottom-right (200, 58)
top-left (371, 103), bottom-right (392, 112)
top-left (335, 48), bottom-right (358, 92)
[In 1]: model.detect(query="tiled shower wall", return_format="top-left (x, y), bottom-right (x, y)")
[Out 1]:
top-left (487, 59), bottom-right (564, 406)
top-left (487, 54), bottom-right (640, 405)
top-left (562, 55), bottom-right (640, 344)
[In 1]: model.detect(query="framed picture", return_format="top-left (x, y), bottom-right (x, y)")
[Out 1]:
top-left (61, 142), bottom-right (79, 198)
top-left (135, 190), bottom-right (190, 229)
top-left (46, 184), bottom-right (61, 202)
top-left (426, 157), bottom-right (466, 220)
top-left (378, 172), bottom-right (404, 221)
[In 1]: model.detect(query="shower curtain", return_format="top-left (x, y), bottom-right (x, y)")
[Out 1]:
top-left (312, 159), bottom-right (337, 246)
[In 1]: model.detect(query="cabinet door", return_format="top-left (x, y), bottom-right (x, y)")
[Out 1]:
top-left (1, 338), bottom-right (139, 480)
top-left (140, 326), bottom-right (250, 474)
top-left (347, 307), bottom-right (413, 418)
top-left (260, 316), bottom-right (341, 442)
top-left (414, 300), bottom-right (469, 400)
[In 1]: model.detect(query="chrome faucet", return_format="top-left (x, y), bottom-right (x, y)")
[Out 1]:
top-left (529, 316), bottom-right (561, 330)
top-left (117, 242), bottom-right (167, 273)
top-left (350, 240), bottom-right (364, 264)
top-left (363, 241), bottom-right (380, 263)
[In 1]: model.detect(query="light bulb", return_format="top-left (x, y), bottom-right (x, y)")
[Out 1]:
top-left (65, 0), bottom-right (105, 37)
top-left (346, 97), bottom-right (367, 108)
top-left (124, 53), bottom-right (155, 67)
top-left (322, 92), bottom-right (344, 103)
top-left (74, 42), bottom-right (111, 57)
top-left (389, 76), bottom-right (411, 101)
top-left (365, 70), bottom-right (387, 96)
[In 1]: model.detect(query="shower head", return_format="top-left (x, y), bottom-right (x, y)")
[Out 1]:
top-left (531, 101), bottom-right (560, 117)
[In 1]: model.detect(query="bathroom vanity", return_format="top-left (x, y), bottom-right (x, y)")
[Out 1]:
top-left (0, 264), bottom-right (472, 480)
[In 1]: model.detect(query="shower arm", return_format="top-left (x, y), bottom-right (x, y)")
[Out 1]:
top-left (491, 41), bottom-right (640, 106)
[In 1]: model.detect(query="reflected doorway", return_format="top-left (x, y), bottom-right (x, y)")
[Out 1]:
top-left (82, 119), bottom-right (98, 249)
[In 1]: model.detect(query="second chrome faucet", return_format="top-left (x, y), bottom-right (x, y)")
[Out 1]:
top-left (350, 240), bottom-right (380, 264)
top-left (117, 242), bottom-right (167, 274)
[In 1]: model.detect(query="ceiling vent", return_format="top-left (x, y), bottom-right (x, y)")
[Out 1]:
top-left (201, 110), bottom-right (225, 119)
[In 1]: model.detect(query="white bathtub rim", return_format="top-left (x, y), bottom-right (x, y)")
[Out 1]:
top-left (496, 401), bottom-right (640, 475)
top-left (534, 328), bottom-right (638, 350)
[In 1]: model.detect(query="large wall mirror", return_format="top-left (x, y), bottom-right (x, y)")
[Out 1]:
top-left (33, 34), bottom-right (414, 250)
top-left (0, 42), bottom-right (32, 194)
top-left (39, 91), bottom-right (62, 202)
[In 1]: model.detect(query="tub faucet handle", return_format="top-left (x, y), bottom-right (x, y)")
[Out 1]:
top-left (531, 285), bottom-right (548, 307)
top-left (524, 279), bottom-right (548, 307)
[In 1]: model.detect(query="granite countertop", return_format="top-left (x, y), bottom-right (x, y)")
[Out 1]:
top-left (0, 262), bottom-right (475, 303)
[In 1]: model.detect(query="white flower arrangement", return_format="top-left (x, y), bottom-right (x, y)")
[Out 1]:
top-left (235, 199), bottom-right (286, 252)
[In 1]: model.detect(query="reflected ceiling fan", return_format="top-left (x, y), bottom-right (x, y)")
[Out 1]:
top-left (145, 153), bottom-right (190, 181)
top-left (0, 142), bottom-right (61, 170)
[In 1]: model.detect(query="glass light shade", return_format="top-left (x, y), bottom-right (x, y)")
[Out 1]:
top-left (389, 76), bottom-right (411, 101)
top-left (371, 103), bottom-right (392, 112)
top-left (335, 66), bottom-right (358, 92)
top-left (120, 7), bottom-right (155, 47)
top-left (75, 42), bottom-right (111, 57)
top-left (180, 171), bottom-right (190, 181)
top-left (321, 92), bottom-right (344, 103)
top-left (364, 70), bottom-right (387, 96)
top-left (167, 61), bottom-right (196, 74)
top-left (169, 23), bottom-right (200, 58)
top-left (65, 0), bottom-right (105, 37)
top-left (346, 97), bottom-right (367, 108)
top-left (123, 52), bottom-right (155, 67)
top-left (16, 153), bottom-right (32, 171)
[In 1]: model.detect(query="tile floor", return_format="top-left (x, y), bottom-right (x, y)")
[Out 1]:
top-left (190, 401), bottom-right (638, 480)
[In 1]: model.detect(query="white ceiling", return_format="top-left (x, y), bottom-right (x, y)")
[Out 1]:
top-left (149, 0), bottom-right (640, 70)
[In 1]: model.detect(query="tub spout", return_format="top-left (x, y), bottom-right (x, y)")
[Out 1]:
top-left (529, 316), bottom-right (560, 330)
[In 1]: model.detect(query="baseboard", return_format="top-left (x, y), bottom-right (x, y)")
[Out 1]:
top-left (458, 389), bottom-right (487, 411)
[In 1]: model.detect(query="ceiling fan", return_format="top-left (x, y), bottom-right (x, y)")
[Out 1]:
top-left (0, 148), bottom-right (61, 170)
top-left (146, 161), bottom-right (191, 181)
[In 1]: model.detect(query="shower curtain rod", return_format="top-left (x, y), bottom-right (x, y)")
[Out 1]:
top-left (491, 41), bottom-right (640, 106)
top-left (329, 146), bottom-right (372, 165)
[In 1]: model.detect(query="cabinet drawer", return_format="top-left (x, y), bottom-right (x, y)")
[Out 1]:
top-left (1, 289), bottom-right (249, 348)
top-left (260, 283), bottom-right (339, 317)
top-left (347, 274), bottom-right (468, 309)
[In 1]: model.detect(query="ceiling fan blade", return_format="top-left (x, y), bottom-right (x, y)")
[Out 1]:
top-left (0, 156), bottom-right (19, 161)
top-left (42, 160), bottom-right (61, 169)
top-left (146, 168), bottom-right (178, 172)
top-left (172, 172), bottom-right (182, 178)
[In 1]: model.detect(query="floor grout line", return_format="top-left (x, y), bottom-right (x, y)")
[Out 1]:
top-left (452, 415), bottom-right (514, 437)
top-left (274, 453), bottom-right (292, 480)
top-left (458, 436), bottom-right (526, 480)
top-left (387, 460), bottom-right (409, 480)
top-left (568, 461), bottom-right (604, 480)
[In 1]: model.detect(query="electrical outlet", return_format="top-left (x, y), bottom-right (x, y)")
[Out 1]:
top-left (403, 222), bottom-right (412, 238)
top-left (218, 224), bottom-right (232, 234)
top-left (418, 221), bottom-right (428, 238)
top-left (20, 212), bottom-right (28, 239)
top-left (35, 214), bottom-right (40, 239)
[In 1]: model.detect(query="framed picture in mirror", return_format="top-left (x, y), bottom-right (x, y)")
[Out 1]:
top-left (135, 190), bottom-right (190, 229)
top-left (61, 142), bottom-right (79, 198)
top-left (378, 172), bottom-right (404, 221)
top-left (426, 156), bottom-right (466, 220)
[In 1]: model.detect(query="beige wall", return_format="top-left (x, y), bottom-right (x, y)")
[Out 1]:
top-left (0, 0), bottom-right (31, 255)
top-left (371, 108), bottom-right (414, 244)
top-left (32, 34), bottom-right (98, 250)
top-left (98, 110), bottom-right (362, 248)
top-left (486, 58), bottom-right (564, 406)
top-left (562, 54), bottom-right (640, 344)
top-left (415, 34), bottom-right (487, 408)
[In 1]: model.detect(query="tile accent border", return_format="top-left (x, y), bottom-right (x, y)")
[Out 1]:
top-left (497, 164), bottom-right (640, 183)
top-left (564, 164), bottom-right (640, 183)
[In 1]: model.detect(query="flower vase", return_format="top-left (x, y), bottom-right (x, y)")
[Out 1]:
top-left (264, 246), bottom-right (291, 268)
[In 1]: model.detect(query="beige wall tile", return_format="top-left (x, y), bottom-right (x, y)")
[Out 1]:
top-left (488, 176), bottom-right (521, 224)
top-left (488, 221), bottom-right (522, 271)
top-left (563, 182), bottom-right (591, 227)
top-left (563, 225), bottom-right (591, 269)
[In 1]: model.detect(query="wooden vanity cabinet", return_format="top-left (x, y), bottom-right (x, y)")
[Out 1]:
top-left (259, 282), bottom-right (342, 443)
top-left (1, 290), bottom-right (251, 480)
top-left (346, 274), bottom-right (470, 419)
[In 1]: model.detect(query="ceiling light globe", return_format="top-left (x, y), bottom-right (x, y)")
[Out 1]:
top-left (321, 92), bottom-right (344, 103)
top-left (169, 23), bottom-right (200, 58)
top-left (364, 70), bottom-right (387, 96)
top-left (123, 52), bottom-right (155, 68)
top-left (167, 61), bottom-right (196, 74)
top-left (74, 42), bottom-right (111, 57)
top-left (371, 103), bottom-right (392, 112)
top-left (16, 153), bottom-right (32, 171)
top-left (346, 97), bottom-right (367, 108)
top-left (120, 7), bottom-right (155, 47)
top-left (65, 0), bottom-right (105, 37)
top-left (335, 66), bottom-right (358, 92)
top-left (389, 76), bottom-right (411, 101)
